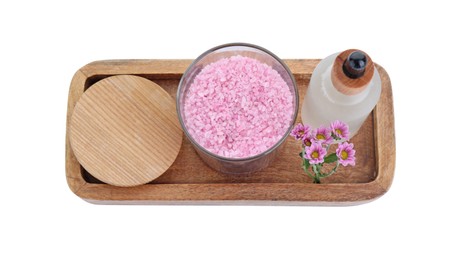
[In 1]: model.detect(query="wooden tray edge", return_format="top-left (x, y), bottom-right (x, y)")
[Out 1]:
top-left (372, 64), bottom-right (396, 194)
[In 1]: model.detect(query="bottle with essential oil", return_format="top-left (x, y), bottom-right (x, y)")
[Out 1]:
top-left (301, 49), bottom-right (381, 138)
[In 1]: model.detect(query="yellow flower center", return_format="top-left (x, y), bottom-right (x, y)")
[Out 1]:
top-left (312, 151), bottom-right (319, 159)
top-left (304, 140), bottom-right (312, 146)
top-left (336, 129), bottom-right (342, 136)
top-left (341, 150), bottom-right (348, 160)
top-left (298, 130), bottom-right (304, 136)
top-left (316, 134), bottom-right (325, 140)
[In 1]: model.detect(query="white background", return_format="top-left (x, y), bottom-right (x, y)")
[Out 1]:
top-left (1, 1), bottom-right (455, 259)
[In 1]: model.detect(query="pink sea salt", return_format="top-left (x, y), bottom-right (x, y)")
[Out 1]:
top-left (183, 55), bottom-right (294, 158)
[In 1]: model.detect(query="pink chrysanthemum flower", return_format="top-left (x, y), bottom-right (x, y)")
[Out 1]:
top-left (313, 126), bottom-right (333, 145)
top-left (304, 143), bottom-right (327, 164)
top-left (336, 142), bottom-right (356, 166)
top-left (331, 120), bottom-right (349, 140)
top-left (290, 123), bottom-right (311, 141)
top-left (302, 136), bottom-right (313, 147)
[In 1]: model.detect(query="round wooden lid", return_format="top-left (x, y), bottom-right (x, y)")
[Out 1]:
top-left (69, 75), bottom-right (182, 187)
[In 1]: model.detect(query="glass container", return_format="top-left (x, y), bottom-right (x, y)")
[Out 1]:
top-left (177, 43), bottom-right (298, 173)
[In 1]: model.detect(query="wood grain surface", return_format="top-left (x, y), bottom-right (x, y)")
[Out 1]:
top-left (69, 75), bottom-right (182, 187)
top-left (65, 59), bottom-right (395, 205)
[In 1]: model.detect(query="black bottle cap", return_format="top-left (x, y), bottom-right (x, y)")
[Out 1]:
top-left (342, 51), bottom-right (367, 79)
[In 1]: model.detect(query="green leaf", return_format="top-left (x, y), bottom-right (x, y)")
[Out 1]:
top-left (304, 159), bottom-right (310, 169)
top-left (324, 153), bottom-right (338, 163)
top-left (299, 151), bottom-right (304, 158)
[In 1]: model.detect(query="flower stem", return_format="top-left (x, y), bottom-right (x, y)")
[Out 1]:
top-left (301, 165), bottom-right (315, 180)
top-left (320, 162), bottom-right (340, 178)
top-left (312, 164), bottom-right (323, 184)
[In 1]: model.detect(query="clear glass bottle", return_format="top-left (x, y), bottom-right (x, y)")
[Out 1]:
top-left (301, 49), bottom-right (381, 138)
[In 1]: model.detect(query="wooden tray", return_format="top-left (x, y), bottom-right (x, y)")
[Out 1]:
top-left (66, 59), bottom-right (395, 205)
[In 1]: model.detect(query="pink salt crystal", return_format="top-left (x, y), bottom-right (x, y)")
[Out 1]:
top-left (184, 55), bottom-right (294, 158)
